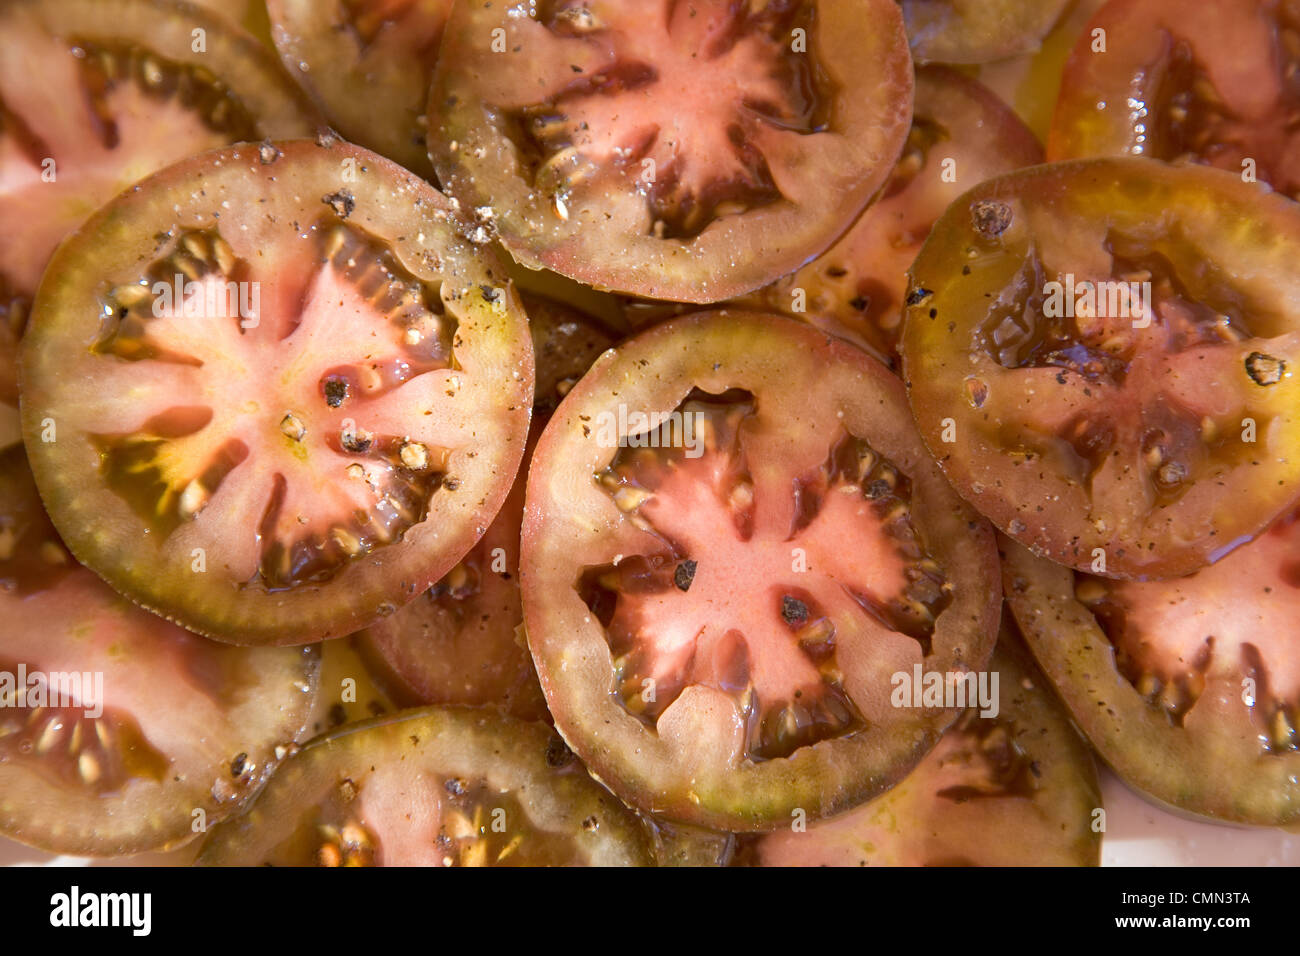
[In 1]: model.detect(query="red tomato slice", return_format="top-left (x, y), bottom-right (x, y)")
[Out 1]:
top-left (1005, 500), bottom-right (1300, 825)
top-left (903, 158), bottom-right (1300, 579)
top-left (739, 66), bottom-right (1043, 365)
top-left (20, 140), bottom-right (534, 645)
top-left (427, 0), bottom-right (914, 302)
top-left (1049, 0), bottom-right (1300, 199)
top-left (742, 624), bottom-right (1101, 865)
top-left (267, 0), bottom-right (451, 177)
top-left (0, 0), bottom-right (321, 404)
top-left (0, 446), bottom-right (320, 856)
top-left (196, 707), bottom-right (654, 865)
top-left (521, 310), bottom-right (1001, 830)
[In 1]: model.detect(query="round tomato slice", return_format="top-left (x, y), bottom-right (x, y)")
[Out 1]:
top-left (0, 0), bottom-right (321, 404)
top-left (0, 446), bottom-right (320, 856)
top-left (196, 707), bottom-right (654, 865)
top-left (739, 66), bottom-right (1042, 366)
top-left (1048, 0), bottom-right (1300, 199)
top-left (903, 158), bottom-right (1300, 580)
top-left (427, 0), bottom-right (914, 303)
top-left (901, 0), bottom-right (1070, 65)
top-left (739, 620), bottom-right (1100, 865)
top-left (20, 140), bottom-right (534, 646)
top-left (520, 310), bottom-right (1001, 830)
top-left (356, 298), bottom-right (616, 719)
top-left (1004, 502), bottom-right (1300, 826)
top-left (266, 0), bottom-right (450, 178)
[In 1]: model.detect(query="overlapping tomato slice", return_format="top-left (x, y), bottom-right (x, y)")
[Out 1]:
top-left (356, 297), bottom-right (616, 718)
top-left (196, 707), bottom-right (653, 866)
top-left (1005, 500), bottom-right (1300, 825)
top-left (741, 623), bottom-right (1101, 865)
top-left (20, 140), bottom-right (534, 645)
top-left (427, 0), bottom-right (914, 302)
top-left (0, 0), bottom-right (321, 407)
top-left (904, 158), bottom-right (1300, 579)
top-left (521, 311), bottom-right (1000, 830)
top-left (1049, 0), bottom-right (1300, 199)
top-left (740, 66), bottom-right (1042, 365)
top-left (267, 0), bottom-right (451, 177)
top-left (0, 446), bottom-right (320, 856)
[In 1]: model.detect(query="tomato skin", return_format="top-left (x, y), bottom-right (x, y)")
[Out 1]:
top-left (20, 140), bottom-right (534, 646)
top-left (903, 157), bottom-right (1300, 580)
top-left (521, 310), bottom-right (1001, 831)
top-left (427, 0), bottom-right (915, 303)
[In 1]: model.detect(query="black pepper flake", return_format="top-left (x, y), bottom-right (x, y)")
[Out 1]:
top-left (674, 559), bottom-right (697, 591)
top-left (341, 431), bottom-right (372, 454)
top-left (545, 734), bottom-right (575, 768)
top-left (781, 595), bottom-right (809, 626)
top-left (323, 189), bottom-right (355, 218)
top-left (905, 287), bottom-right (933, 307)
top-left (328, 703), bottom-right (347, 727)
top-left (971, 199), bottom-right (1013, 239)
top-left (230, 752), bottom-right (249, 777)
top-left (324, 377), bottom-right (349, 407)
top-left (1246, 351), bottom-right (1285, 386)
top-left (480, 284), bottom-right (501, 303)
top-left (444, 777), bottom-right (467, 797)
top-left (849, 296), bottom-right (869, 312)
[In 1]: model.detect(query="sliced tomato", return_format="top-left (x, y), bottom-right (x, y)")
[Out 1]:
top-left (0, 446), bottom-right (320, 856)
top-left (0, 0), bottom-right (321, 405)
top-left (356, 298), bottom-right (615, 719)
top-left (267, 0), bottom-right (450, 178)
top-left (1049, 0), bottom-right (1300, 200)
top-left (739, 66), bottom-right (1042, 365)
top-left (901, 0), bottom-right (1071, 65)
top-left (20, 140), bottom-right (534, 645)
top-left (196, 707), bottom-right (654, 865)
top-left (903, 158), bottom-right (1300, 580)
top-left (1005, 502), bottom-right (1300, 825)
top-left (520, 310), bottom-right (1001, 830)
top-left (427, 0), bottom-right (914, 303)
top-left (740, 621), bottom-right (1101, 865)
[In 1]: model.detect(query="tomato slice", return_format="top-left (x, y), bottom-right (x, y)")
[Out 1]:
top-left (196, 707), bottom-right (654, 865)
top-left (427, 0), bottom-right (914, 303)
top-left (740, 622), bottom-right (1101, 865)
top-left (266, 0), bottom-right (450, 178)
top-left (0, 446), bottom-right (320, 856)
top-left (20, 140), bottom-right (535, 645)
top-left (901, 0), bottom-right (1071, 65)
top-left (1004, 502), bottom-right (1300, 826)
top-left (739, 66), bottom-right (1042, 365)
top-left (1049, 0), bottom-right (1300, 200)
top-left (0, 0), bottom-right (321, 404)
top-left (520, 310), bottom-right (1001, 830)
top-left (903, 158), bottom-right (1300, 580)
top-left (356, 298), bottom-right (616, 719)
